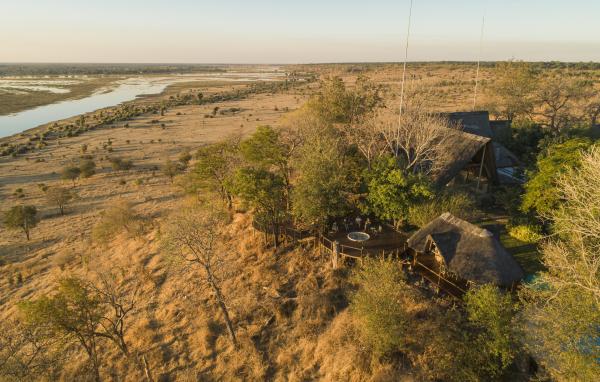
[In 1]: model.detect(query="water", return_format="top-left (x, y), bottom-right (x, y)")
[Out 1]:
top-left (0, 78), bottom-right (170, 138)
top-left (0, 72), bottom-right (284, 138)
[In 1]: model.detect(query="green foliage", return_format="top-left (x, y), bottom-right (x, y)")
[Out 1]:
top-left (185, 140), bottom-right (239, 208)
top-left (240, 125), bottom-right (286, 169)
top-left (229, 167), bottom-right (286, 245)
top-left (364, 155), bottom-right (433, 228)
top-left (522, 138), bottom-right (593, 216)
top-left (520, 148), bottom-right (600, 380)
top-left (291, 126), bottom-right (360, 229)
top-left (3, 205), bottom-right (38, 240)
top-left (463, 285), bottom-right (517, 379)
top-left (408, 190), bottom-right (476, 228)
top-left (305, 75), bottom-right (382, 125)
top-left (61, 166), bottom-right (81, 185)
top-left (350, 258), bottom-right (412, 356)
top-left (507, 224), bottom-right (543, 243)
top-left (503, 119), bottom-right (548, 165)
top-left (19, 277), bottom-right (104, 381)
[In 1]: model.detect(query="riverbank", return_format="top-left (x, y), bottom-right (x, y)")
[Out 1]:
top-left (0, 70), bottom-right (287, 139)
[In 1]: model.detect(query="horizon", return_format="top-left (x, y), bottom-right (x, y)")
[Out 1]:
top-left (2, 0), bottom-right (599, 63)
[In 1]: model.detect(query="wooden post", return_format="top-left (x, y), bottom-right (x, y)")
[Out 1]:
top-left (476, 145), bottom-right (486, 191)
top-left (332, 240), bottom-right (340, 269)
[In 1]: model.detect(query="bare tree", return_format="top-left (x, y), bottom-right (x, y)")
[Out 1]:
top-left (375, 86), bottom-right (457, 175)
top-left (535, 74), bottom-right (584, 131)
top-left (0, 320), bottom-right (65, 381)
top-left (161, 202), bottom-right (238, 347)
top-left (542, 148), bottom-right (600, 302)
top-left (86, 268), bottom-right (154, 382)
top-left (45, 186), bottom-right (75, 216)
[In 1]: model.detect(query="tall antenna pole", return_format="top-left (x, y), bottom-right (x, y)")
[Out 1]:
top-left (472, 8), bottom-right (486, 111)
top-left (396, 0), bottom-right (414, 157)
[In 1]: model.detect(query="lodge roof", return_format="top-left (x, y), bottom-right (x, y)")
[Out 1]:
top-left (407, 212), bottom-right (524, 286)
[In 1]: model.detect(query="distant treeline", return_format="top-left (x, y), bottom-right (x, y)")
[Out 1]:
top-left (0, 63), bottom-right (228, 76)
top-left (293, 61), bottom-right (600, 73)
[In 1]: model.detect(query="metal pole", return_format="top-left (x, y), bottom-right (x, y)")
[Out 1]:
top-left (395, 0), bottom-right (414, 157)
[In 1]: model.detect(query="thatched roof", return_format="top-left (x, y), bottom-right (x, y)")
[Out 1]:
top-left (407, 212), bottom-right (524, 287)
top-left (431, 128), bottom-right (492, 187)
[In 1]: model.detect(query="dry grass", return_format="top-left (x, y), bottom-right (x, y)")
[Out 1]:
top-left (2, 63), bottom-right (592, 380)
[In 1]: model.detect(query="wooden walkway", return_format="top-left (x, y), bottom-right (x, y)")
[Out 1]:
top-left (411, 258), bottom-right (468, 299)
top-left (252, 219), bottom-right (469, 299)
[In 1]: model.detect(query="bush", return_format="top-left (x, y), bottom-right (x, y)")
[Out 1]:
top-left (408, 191), bottom-right (476, 228)
top-left (507, 224), bottom-right (543, 243)
top-left (61, 166), bottom-right (81, 185)
top-left (350, 258), bottom-right (414, 356)
top-left (91, 201), bottom-right (143, 245)
top-left (79, 159), bottom-right (96, 178)
top-left (109, 157), bottom-right (134, 171)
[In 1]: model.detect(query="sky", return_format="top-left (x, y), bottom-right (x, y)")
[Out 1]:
top-left (1, 0), bottom-right (599, 63)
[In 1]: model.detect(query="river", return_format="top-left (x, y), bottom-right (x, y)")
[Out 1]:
top-left (0, 72), bottom-right (284, 138)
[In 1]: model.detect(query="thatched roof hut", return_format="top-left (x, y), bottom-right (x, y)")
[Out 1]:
top-left (431, 128), bottom-right (498, 187)
top-left (407, 212), bottom-right (524, 287)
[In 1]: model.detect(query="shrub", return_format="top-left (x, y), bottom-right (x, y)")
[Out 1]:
top-left (91, 201), bottom-right (143, 245)
top-left (79, 159), bottom-right (96, 178)
top-left (109, 157), bottom-right (133, 171)
top-left (408, 191), bottom-right (476, 228)
top-left (350, 258), bottom-right (414, 356)
top-left (507, 224), bottom-right (543, 243)
top-left (61, 166), bottom-right (81, 185)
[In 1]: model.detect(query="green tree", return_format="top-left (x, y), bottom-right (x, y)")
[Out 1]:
top-left (291, 125), bottom-right (360, 231)
top-left (3, 205), bottom-right (39, 240)
top-left (520, 148), bottom-right (600, 380)
top-left (363, 155), bottom-right (433, 229)
top-left (19, 278), bottom-right (104, 382)
top-left (45, 186), bottom-right (74, 216)
top-left (306, 75), bottom-right (382, 126)
top-left (229, 168), bottom-right (286, 248)
top-left (239, 125), bottom-right (294, 209)
top-left (61, 166), bottom-right (81, 186)
top-left (350, 258), bottom-right (413, 356)
top-left (186, 139), bottom-right (239, 208)
top-left (463, 285), bottom-right (517, 380)
top-left (522, 138), bottom-right (594, 216)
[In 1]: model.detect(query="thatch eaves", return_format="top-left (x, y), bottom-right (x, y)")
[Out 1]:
top-left (407, 212), bottom-right (524, 287)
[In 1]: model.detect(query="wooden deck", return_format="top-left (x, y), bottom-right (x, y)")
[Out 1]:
top-left (321, 227), bottom-right (408, 260)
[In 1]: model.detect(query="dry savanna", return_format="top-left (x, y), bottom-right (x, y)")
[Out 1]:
top-left (1, 62), bottom-right (599, 381)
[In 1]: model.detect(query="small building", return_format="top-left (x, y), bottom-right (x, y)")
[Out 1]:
top-left (406, 212), bottom-right (524, 288)
top-left (441, 111), bottom-right (524, 185)
top-left (431, 127), bottom-right (498, 190)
